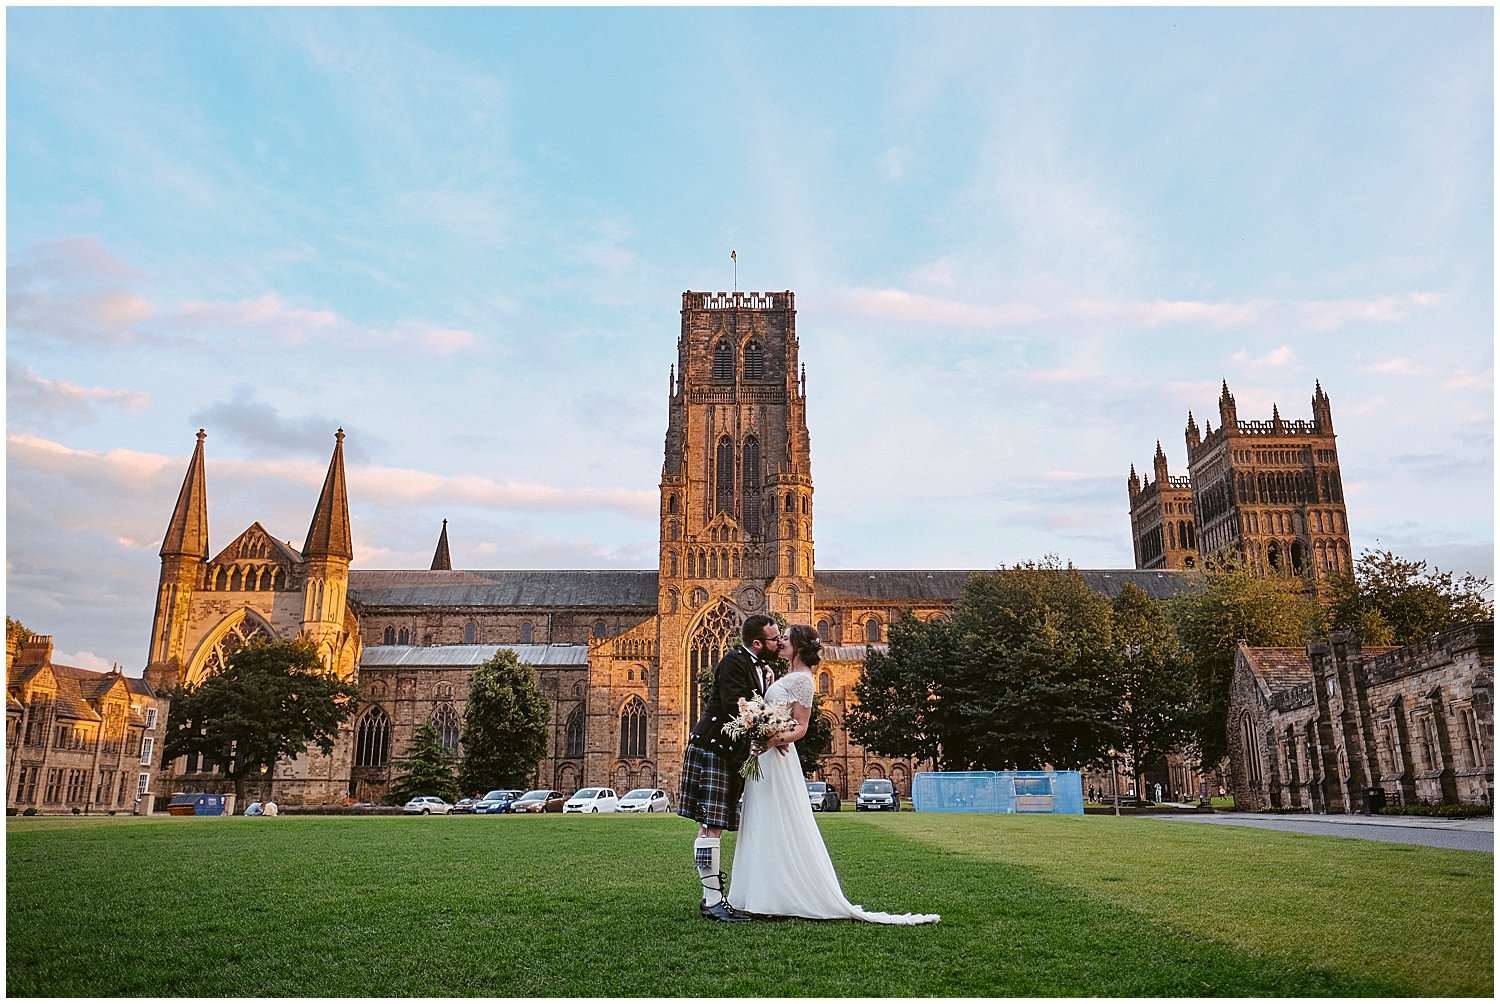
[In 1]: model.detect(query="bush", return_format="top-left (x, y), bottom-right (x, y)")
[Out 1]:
top-left (22, 807), bottom-right (38, 816)
top-left (1256, 806), bottom-right (1312, 814)
top-left (72, 807), bottom-right (82, 815)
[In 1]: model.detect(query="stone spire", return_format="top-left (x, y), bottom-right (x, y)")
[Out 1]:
top-left (430, 519), bottom-right (452, 571)
top-left (303, 429), bottom-right (352, 560)
top-left (160, 429), bottom-right (210, 559)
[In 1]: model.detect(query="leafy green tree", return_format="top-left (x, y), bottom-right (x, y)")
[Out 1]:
top-left (1111, 583), bottom-right (1193, 799)
top-left (457, 648), bottom-right (550, 793)
top-left (795, 692), bottom-right (834, 777)
top-left (162, 637), bottom-right (359, 809)
top-left (386, 722), bottom-right (461, 804)
top-left (1167, 557), bottom-right (1324, 767)
top-left (846, 612), bottom-right (952, 766)
top-left (853, 560), bottom-right (1123, 771)
top-left (1325, 549), bottom-right (1493, 646)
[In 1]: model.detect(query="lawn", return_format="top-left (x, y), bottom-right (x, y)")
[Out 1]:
top-left (6, 811), bottom-right (1492, 997)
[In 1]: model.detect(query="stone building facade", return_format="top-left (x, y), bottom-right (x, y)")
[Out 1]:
top-left (147, 289), bottom-right (1192, 807)
top-left (1131, 381), bottom-right (1352, 584)
top-left (1226, 622), bottom-right (1493, 812)
top-left (6, 631), bottom-right (169, 814)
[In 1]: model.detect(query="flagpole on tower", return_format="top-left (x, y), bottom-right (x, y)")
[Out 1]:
top-left (731, 249), bottom-right (737, 293)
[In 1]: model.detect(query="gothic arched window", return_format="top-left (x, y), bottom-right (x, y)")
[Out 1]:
top-left (197, 615), bottom-right (274, 682)
top-left (714, 436), bottom-right (735, 515)
top-left (593, 620), bottom-right (608, 638)
top-left (354, 707), bottom-right (391, 767)
top-left (383, 626), bottom-right (395, 645)
top-left (519, 621), bottom-right (534, 644)
top-left (713, 340), bottom-right (734, 380)
top-left (463, 621), bottom-right (477, 644)
top-left (619, 696), bottom-right (648, 757)
top-left (668, 493), bottom-right (679, 514)
top-left (741, 436), bottom-right (761, 536)
top-left (816, 619), bottom-right (830, 640)
top-left (818, 672), bottom-right (831, 695)
top-left (432, 704), bottom-right (461, 754)
top-left (398, 627), bottom-right (410, 645)
top-left (565, 706), bottom-right (586, 757)
top-left (743, 340), bottom-right (764, 379)
top-left (865, 618), bottom-right (882, 643)
top-left (689, 600), bottom-right (741, 717)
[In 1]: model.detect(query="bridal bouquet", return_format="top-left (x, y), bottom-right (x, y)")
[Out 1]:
top-left (722, 694), bottom-right (797, 781)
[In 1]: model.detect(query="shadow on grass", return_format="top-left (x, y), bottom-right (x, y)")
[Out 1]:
top-left (7, 816), bottom-right (1408, 997)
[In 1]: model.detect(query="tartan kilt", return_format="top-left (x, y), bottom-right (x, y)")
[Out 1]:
top-left (677, 743), bottom-right (745, 831)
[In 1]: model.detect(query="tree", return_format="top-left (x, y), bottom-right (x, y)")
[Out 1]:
top-left (457, 648), bottom-right (550, 794)
top-left (852, 560), bottom-right (1123, 771)
top-left (1325, 549), bottom-right (1494, 646)
top-left (1167, 557), bottom-right (1324, 768)
top-left (795, 692), bottom-right (834, 778)
top-left (162, 637), bottom-right (359, 810)
top-left (7, 615), bottom-right (35, 644)
top-left (386, 722), bottom-right (461, 804)
top-left (846, 611), bottom-right (952, 766)
top-left (1111, 583), bottom-right (1193, 799)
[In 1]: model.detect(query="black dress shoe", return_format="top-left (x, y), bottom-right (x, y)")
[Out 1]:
top-left (699, 901), bottom-right (751, 922)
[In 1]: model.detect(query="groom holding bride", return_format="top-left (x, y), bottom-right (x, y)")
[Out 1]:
top-left (678, 617), bottom-right (939, 926)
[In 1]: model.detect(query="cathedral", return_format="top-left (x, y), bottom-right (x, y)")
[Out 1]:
top-left (144, 290), bottom-right (1186, 808)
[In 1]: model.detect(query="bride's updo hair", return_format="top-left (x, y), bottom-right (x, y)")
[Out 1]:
top-left (788, 623), bottom-right (822, 667)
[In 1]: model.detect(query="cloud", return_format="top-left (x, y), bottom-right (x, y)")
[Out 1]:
top-left (190, 387), bottom-right (355, 460)
top-left (7, 360), bottom-right (151, 428)
top-left (10, 236), bottom-right (483, 355)
top-left (830, 286), bottom-right (1440, 334)
top-left (7, 236), bottom-right (157, 346)
top-left (877, 146), bottom-right (915, 182)
top-left (1443, 368), bottom-right (1492, 391)
top-left (1229, 345), bottom-right (1299, 369)
top-left (1359, 357), bottom-right (1424, 376)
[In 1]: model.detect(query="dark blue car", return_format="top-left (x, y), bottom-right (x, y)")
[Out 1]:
top-left (473, 789), bottom-right (525, 814)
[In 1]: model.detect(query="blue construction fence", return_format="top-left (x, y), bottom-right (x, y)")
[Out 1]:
top-left (911, 770), bottom-right (1084, 814)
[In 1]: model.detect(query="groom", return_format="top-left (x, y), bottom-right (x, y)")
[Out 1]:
top-left (677, 613), bottom-right (783, 922)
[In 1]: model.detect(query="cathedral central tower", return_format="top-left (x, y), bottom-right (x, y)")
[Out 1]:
top-left (657, 290), bottom-right (814, 725)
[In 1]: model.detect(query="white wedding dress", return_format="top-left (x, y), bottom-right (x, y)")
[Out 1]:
top-left (727, 670), bottom-right (940, 925)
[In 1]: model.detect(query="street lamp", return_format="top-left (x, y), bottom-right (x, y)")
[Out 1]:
top-left (1107, 748), bottom-right (1120, 816)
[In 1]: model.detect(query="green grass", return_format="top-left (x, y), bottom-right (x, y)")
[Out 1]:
top-left (7, 812), bottom-right (1492, 997)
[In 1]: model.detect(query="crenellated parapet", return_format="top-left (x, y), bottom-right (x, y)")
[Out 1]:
top-left (684, 290), bottom-right (794, 311)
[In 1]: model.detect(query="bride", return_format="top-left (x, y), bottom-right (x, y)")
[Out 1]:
top-left (727, 624), bottom-right (940, 925)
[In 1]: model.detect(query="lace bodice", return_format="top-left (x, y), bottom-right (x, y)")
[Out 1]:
top-left (766, 669), bottom-right (815, 709)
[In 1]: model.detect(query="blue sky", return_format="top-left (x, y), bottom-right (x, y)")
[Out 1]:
top-left (6, 7), bottom-right (1493, 671)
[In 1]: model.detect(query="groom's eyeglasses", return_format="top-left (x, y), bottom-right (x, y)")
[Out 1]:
top-left (763, 635), bottom-right (783, 645)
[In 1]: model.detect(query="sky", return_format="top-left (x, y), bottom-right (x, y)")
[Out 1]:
top-left (6, 7), bottom-right (1494, 673)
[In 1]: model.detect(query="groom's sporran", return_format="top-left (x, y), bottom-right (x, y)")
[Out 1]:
top-left (676, 613), bottom-right (782, 922)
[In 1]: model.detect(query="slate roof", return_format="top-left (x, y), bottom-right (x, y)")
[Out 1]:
top-left (348, 570), bottom-right (660, 608)
top-left (1241, 647), bottom-right (1313, 697)
top-left (359, 644), bottom-right (590, 668)
top-left (348, 567), bottom-right (1196, 609)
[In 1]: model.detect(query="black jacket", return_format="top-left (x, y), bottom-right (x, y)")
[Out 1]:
top-left (687, 645), bottom-right (766, 762)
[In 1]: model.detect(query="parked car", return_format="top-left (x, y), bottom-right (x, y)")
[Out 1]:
top-left (855, 778), bottom-right (901, 812)
top-left (473, 789), bottom-right (525, 814)
top-left (806, 781), bottom-right (840, 812)
top-left (509, 789), bottom-right (565, 813)
top-left (563, 787), bottom-right (620, 813)
top-left (403, 796), bottom-right (453, 815)
top-left (451, 797), bottom-right (478, 814)
top-left (617, 788), bottom-right (670, 813)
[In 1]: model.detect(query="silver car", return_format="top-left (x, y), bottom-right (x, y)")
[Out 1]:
top-left (806, 781), bottom-right (840, 812)
top-left (617, 788), bottom-right (670, 813)
top-left (402, 796), bottom-right (452, 815)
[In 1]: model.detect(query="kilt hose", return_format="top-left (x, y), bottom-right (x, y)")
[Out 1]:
top-left (677, 743), bottom-right (746, 831)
